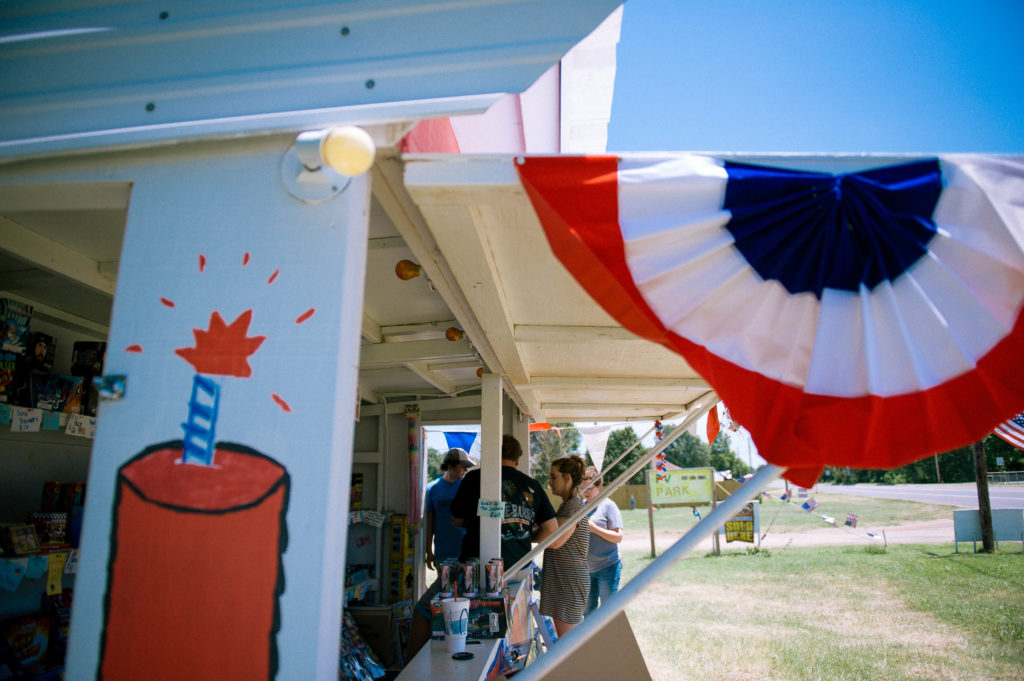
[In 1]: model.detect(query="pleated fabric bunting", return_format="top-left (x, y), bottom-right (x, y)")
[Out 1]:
top-left (517, 154), bottom-right (1024, 487)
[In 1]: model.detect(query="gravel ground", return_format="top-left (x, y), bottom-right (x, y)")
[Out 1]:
top-left (621, 518), bottom-right (957, 555)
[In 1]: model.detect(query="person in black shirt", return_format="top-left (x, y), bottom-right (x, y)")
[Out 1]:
top-left (451, 434), bottom-right (557, 570)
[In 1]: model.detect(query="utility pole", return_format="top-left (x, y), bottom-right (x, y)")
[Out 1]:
top-left (933, 453), bottom-right (941, 483)
top-left (972, 440), bottom-right (995, 552)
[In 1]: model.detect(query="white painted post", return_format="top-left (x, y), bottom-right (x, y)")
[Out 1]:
top-left (49, 136), bottom-right (368, 681)
top-left (480, 373), bottom-right (503, 566)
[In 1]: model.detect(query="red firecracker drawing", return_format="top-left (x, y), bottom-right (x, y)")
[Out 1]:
top-left (101, 256), bottom-right (300, 681)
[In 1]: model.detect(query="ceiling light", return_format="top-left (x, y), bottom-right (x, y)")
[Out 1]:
top-left (281, 126), bottom-right (376, 203)
top-left (395, 259), bottom-right (422, 280)
top-left (445, 327), bottom-right (464, 342)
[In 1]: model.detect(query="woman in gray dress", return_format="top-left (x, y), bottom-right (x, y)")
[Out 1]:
top-left (540, 454), bottom-right (590, 638)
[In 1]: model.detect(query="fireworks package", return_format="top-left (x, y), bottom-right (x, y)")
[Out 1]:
top-left (28, 332), bottom-right (55, 373)
top-left (29, 372), bottom-right (84, 413)
top-left (0, 299), bottom-right (31, 355)
top-left (70, 341), bottom-right (106, 378)
top-left (0, 351), bottom-right (30, 407)
top-left (0, 611), bottom-right (52, 680)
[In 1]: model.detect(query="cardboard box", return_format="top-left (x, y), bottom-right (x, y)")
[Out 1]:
top-left (347, 606), bottom-right (395, 668)
top-left (0, 524), bottom-right (40, 556)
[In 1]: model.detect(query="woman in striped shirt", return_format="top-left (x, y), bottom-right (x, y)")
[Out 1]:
top-left (540, 454), bottom-right (590, 638)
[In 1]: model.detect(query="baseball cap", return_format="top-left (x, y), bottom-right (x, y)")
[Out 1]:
top-left (441, 447), bottom-right (476, 470)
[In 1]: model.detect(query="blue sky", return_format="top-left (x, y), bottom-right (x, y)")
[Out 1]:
top-left (608, 1), bottom-right (1024, 153)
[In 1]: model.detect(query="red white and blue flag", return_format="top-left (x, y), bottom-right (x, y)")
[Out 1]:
top-left (994, 412), bottom-right (1024, 451)
top-left (517, 154), bottom-right (1024, 487)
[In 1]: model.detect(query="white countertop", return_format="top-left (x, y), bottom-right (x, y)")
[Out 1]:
top-left (396, 637), bottom-right (502, 681)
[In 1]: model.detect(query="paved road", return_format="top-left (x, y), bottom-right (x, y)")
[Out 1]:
top-left (814, 482), bottom-right (1024, 509)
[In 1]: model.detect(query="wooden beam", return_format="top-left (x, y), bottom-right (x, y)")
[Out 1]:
top-left (519, 376), bottom-right (709, 390)
top-left (405, 361), bottom-right (456, 394)
top-left (514, 324), bottom-right (642, 343)
top-left (0, 216), bottom-right (115, 295)
top-left (359, 337), bottom-right (474, 368)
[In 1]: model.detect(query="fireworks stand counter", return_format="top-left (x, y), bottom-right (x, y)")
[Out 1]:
top-left (397, 570), bottom-right (536, 681)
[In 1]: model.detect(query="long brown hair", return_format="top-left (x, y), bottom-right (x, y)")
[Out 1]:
top-left (552, 454), bottom-right (587, 497)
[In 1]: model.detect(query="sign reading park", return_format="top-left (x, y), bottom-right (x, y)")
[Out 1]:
top-left (648, 468), bottom-right (713, 505)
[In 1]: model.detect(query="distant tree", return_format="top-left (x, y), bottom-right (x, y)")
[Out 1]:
top-left (662, 426), bottom-right (711, 469)
top-left (709, 433), bottom-right (751, 477)
top-left (425, 446), bottom-right (444, 483)
top-left (529, 423), bottom-right (581, 487)
top-left (604, 427), bottom-right (649, 485)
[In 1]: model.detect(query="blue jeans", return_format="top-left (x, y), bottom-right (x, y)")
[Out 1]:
top-left (584, 560), bottom-right (622, 617)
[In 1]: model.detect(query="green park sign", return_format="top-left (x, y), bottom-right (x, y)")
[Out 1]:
top-left (648, 467), bottom-right (713, 505)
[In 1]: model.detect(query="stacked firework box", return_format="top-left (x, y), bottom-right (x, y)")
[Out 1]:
top-left (386, 515), bottom-right (414, 602)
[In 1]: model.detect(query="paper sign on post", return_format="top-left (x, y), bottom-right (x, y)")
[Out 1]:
top-left (47, 552), bottom-right (67, 595)
top-left (477, 499), bottom-right (504, 519)
top-left (0, 559), bottom-right (25, 591)
top-left (26, 555), bottom-right (47, 579)
top-left (64, 550), bottom-right (79, 574)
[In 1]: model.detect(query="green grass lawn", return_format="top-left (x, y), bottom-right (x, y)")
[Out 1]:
top-left (613, 495), bottom-right (1024, 681)
top-left (621, 490), bottom-right (953, 538)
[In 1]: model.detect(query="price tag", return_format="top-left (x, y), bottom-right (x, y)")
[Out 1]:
top-left (11, 407), bottom-right (42, 432)
top-left (66, 414), bottom-right (97, 438)
top-left (477, 499), bottom-right (504, 519)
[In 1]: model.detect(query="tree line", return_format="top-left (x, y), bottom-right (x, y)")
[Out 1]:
top-left (528, 422), bottom-right (753, 488)
top-left (825, 434), bottom-right (1023, 485)
top-left (428, 427), bottom-right (1021, 487)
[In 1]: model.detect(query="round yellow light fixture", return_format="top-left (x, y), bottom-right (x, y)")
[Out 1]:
top-left (321, 126), bottom-right (376, 176)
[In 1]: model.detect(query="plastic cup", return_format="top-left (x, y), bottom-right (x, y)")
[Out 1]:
top-left (441, 597), bottom-right (470, 653)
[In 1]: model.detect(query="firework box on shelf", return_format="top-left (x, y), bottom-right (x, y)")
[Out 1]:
top-left (350, 472), bottom-right (363, 511)
top-left (0, 352), bottom-right (30, 407)
top-left (0, 524), bottom-right (40, 556)
top-left (347, 605), bottom-right (395, 668)
top-left (27, 333), bottom-right (54, 373)
top-left (69, 341), bottom-right (106, 377)
top-left (0, 612), bottom-right (52, 679)
top-left (0, 299), bottom-right (31, 356)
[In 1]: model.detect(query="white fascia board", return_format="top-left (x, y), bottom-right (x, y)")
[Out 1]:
top-left (0, 94), bottom-right (501, 165)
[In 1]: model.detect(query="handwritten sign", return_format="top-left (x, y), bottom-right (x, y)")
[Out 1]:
top-left (477, 499), bottom-right (504, 519)
top-left (0, 403), bottom-right (10, 424)
top-left (11, 406), bottom-right (42, 432)
top-left (66, 414), bottom-right (97, 438)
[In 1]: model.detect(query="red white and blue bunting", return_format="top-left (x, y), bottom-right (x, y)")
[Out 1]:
top-left (518, 154), bottom-right (1024, 487)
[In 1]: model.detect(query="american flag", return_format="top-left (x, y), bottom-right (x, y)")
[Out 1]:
top-left (994, 412), bottom-right (1024, 451)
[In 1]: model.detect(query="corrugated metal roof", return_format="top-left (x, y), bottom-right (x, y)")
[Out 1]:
top-left (0, 0), bottom-right (621, 160)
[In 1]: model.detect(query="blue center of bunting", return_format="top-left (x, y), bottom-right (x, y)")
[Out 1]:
top-left (722, 159), bottom-right (942, 298)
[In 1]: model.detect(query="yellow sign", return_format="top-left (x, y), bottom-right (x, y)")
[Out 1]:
top-left (725, 502), bottom-right (755, 543)
top-left (647, 468), bottom-right (713, 505)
